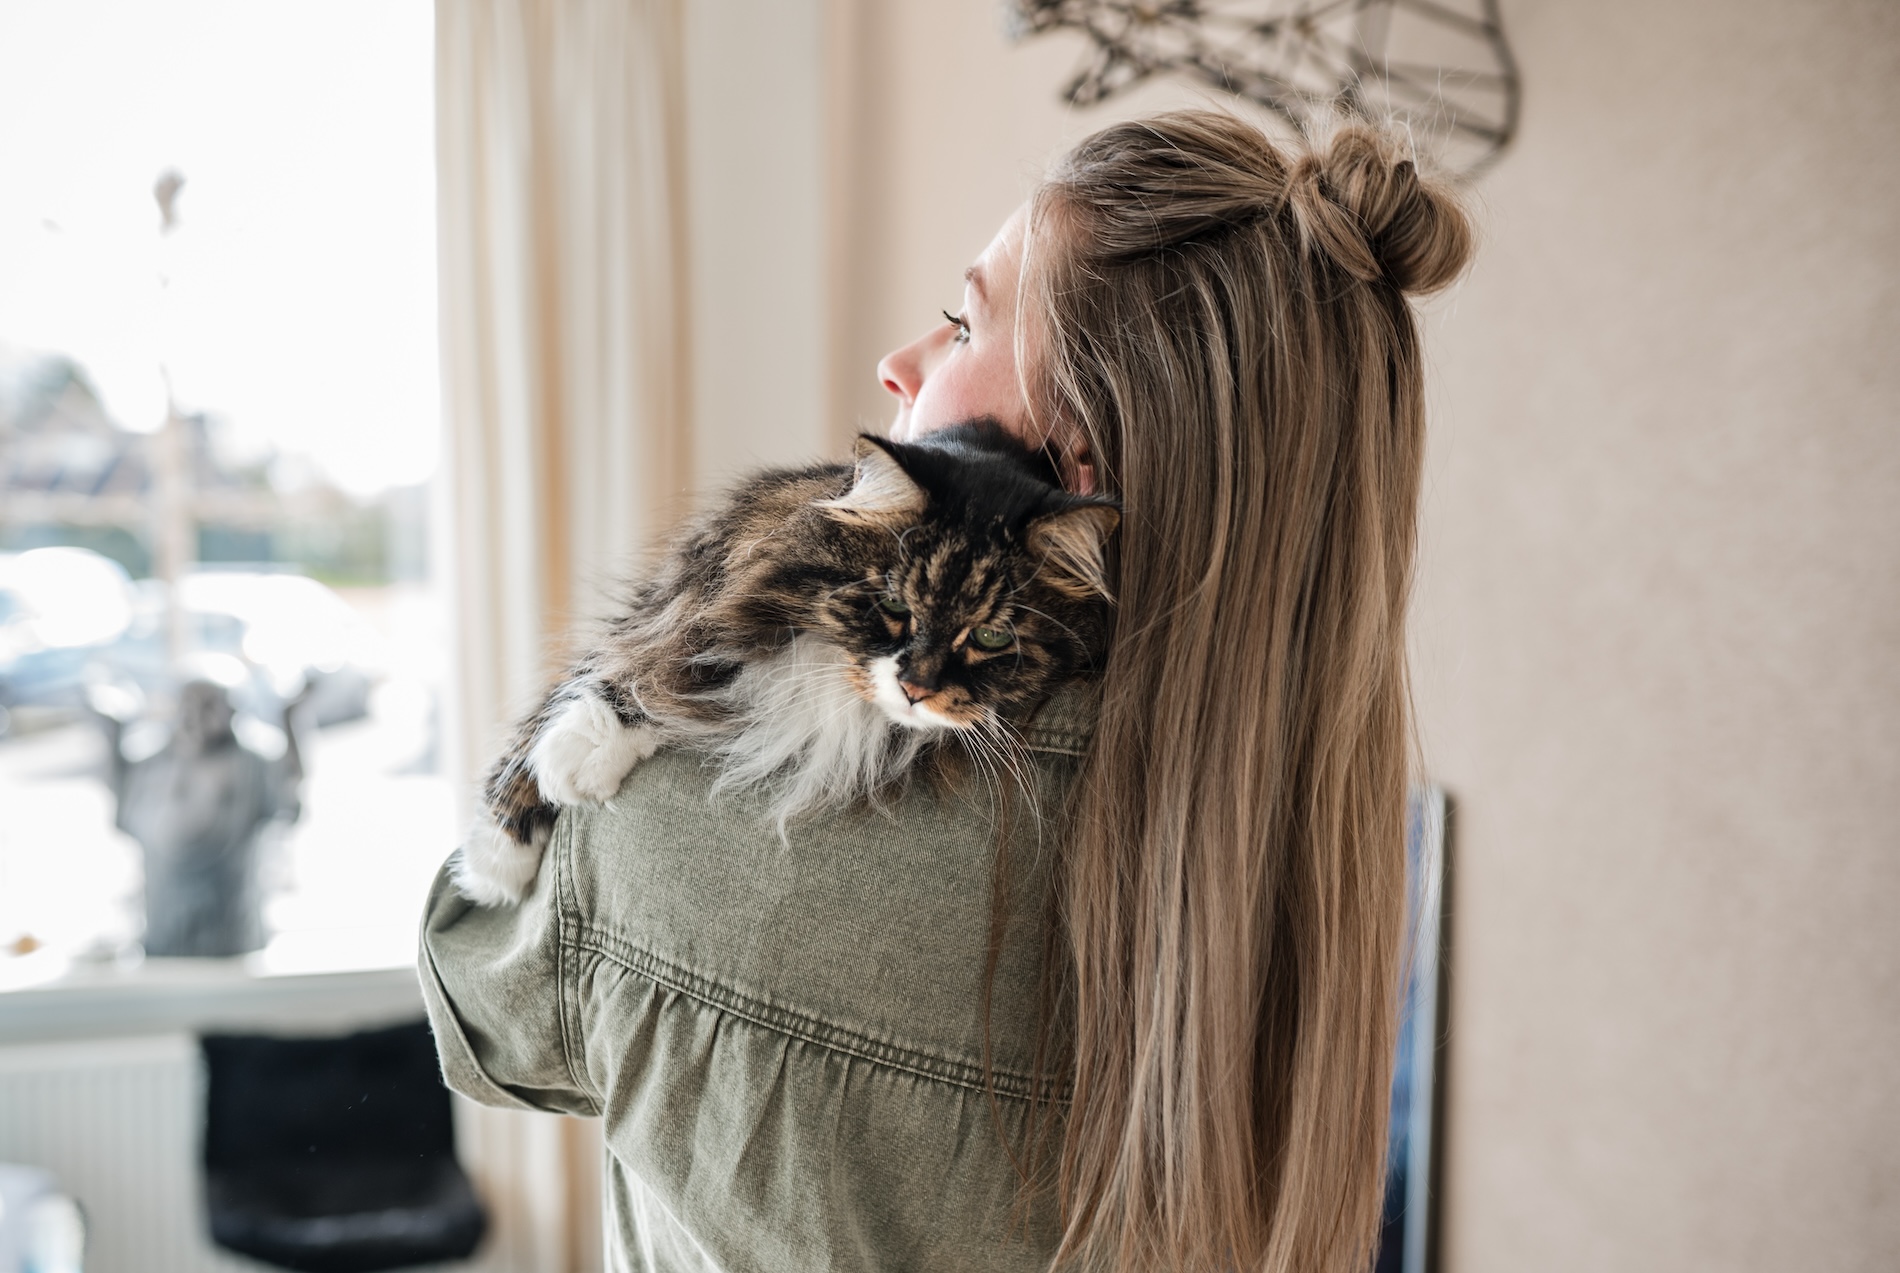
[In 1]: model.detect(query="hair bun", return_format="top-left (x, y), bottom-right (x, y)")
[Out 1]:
top-left (1288, 126), bottom-right (1472, 295)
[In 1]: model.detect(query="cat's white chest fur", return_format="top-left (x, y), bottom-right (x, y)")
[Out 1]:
top-left (710, 635), bottom-right (928, 833)
top-left (528, 635), bottom-right (919, 824)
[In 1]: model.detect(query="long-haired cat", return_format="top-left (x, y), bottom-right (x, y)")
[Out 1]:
top-left (455, 420), bottom-right (1120, 906)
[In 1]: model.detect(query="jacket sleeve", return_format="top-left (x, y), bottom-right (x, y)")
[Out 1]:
top-left (417, 824), bottom-right (602, 1118)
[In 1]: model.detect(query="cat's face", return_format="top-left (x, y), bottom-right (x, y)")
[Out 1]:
top-left (807, 424), bottom-right (1119, 732)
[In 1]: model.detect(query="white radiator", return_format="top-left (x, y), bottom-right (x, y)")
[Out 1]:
top-left (0, 1033), bottom-right (598, 1273)
top-left (0, 1034), bottom-right (245, 1273)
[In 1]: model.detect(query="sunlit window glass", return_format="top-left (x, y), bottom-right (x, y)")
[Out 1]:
top-left (0, 1), bottom-right (444, 969)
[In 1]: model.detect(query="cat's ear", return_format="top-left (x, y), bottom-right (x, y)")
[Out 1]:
top-left (818, 436), bottom-right (926, 527)
top-left (1028, 502), bottom-right (1121, 600)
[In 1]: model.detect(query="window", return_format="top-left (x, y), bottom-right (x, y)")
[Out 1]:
top-left (0, 1), bottom-right (445, 970)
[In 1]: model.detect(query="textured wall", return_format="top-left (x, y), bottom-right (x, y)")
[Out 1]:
top-left (1409, 2), bottom-right (1900, 1268)
top-left (830, 1), bottom-right (1900, 1269)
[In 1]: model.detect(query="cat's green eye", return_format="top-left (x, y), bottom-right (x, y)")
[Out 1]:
top-left (971, 626), bottom-right (1013, 651)
top-left (878, 596), bottom-right (911, 617)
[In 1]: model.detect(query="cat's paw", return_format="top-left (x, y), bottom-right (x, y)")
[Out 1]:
top-left (453, 818), bottom-right (547, 906)
top-left (530, 694), bottom-right (661, 806)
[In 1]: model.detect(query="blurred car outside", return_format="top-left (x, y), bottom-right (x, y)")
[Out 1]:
top-left (0, 547), bottom-right (135, 720)
top-left (97, 569), bottom-right (388, 731)
top-left (0, 548), bottom-right (385, 734)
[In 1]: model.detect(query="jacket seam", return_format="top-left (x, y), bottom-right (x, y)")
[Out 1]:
top-left (568, 923), bottom-right (1067, 1103)
top-left (1019, 733), bottom-right (1088, 756)
top-left (554, 818), bottom-right (604, 1114)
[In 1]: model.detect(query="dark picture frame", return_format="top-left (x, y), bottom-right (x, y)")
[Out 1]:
top-left (1375, 786), bottom-right (1453, 1273)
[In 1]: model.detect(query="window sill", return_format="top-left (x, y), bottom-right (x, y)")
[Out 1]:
top-left (0, 927), bottom-right (422, 1045)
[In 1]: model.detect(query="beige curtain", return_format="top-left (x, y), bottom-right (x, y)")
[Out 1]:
top-left (435, 1), bottom-right (691, 1268)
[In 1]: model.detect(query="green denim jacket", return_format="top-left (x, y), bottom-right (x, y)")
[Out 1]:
top-left (418, 687), bottom-right (1095, 1272)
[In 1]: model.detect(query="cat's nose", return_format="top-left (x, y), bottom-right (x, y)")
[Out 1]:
top-left (898, 679), bottom-right (931, 705)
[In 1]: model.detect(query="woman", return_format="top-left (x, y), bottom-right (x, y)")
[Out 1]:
top-left (421, 110), bottom-right (1471, 1273)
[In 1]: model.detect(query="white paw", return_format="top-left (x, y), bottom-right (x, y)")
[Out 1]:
top-left (529, 694), bottom-right (660, 806)
top-left (453, 818), bottom-right (548, 906)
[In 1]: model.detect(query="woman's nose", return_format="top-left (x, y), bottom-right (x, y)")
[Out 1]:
top-left (877, 332), bottom-right (929, 406)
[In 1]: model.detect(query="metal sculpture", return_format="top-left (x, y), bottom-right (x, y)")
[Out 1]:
top-left (1009, 0), bottom-right (1520, 175)
top-left (103, 678), bottom-right (304, 957)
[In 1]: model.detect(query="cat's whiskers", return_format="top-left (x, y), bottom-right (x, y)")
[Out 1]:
top-left (961, 712), bottom-right (1044, 847)
top-left (947, 711), bottom-right (1011, 825)
top-left (972, 718), bottom-right (1048, 847)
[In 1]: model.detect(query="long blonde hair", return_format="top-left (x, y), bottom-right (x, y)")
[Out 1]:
top-left (1021, 112), bottom-right (1471, 1272)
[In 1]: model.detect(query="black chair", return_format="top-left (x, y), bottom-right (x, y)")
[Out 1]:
top-left (200, 1020), bottom-right (487, 1273)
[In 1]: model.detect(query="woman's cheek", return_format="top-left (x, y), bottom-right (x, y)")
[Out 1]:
top-left (905, 374), bottom-right (968, 438)
top-left (921, 361), bottom-right (1029, 441)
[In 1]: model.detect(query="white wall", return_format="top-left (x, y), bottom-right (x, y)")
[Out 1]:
top-left (683, 0), bottom-right (828, 491)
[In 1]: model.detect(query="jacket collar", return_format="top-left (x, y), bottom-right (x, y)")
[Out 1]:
top-left (1016, 679), bottom-right (1100, 756)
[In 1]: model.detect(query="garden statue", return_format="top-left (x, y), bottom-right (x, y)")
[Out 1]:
top-left (102, 676), bottom-right (304, 957)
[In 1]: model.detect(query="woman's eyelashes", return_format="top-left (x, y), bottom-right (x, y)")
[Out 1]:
top-left (941, 309), bottom-right (970, 346)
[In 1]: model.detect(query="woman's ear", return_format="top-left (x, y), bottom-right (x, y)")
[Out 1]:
top-left (1051, 423), bottom-right (1098, 496)
top-left (817, 435), bottom-right (927, 527)
top-left (1028, 502), bottom-right (1121, 600)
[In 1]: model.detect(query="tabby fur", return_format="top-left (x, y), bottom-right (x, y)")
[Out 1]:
top-left (456, 420), bottom-right (1119, 905)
